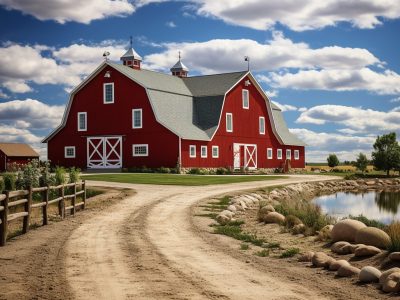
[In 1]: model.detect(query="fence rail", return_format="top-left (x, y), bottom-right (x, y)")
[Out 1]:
top-left (0, 180), bottom-right (86, 246)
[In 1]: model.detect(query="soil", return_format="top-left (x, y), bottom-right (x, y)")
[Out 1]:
top-left (0, 175), bottom-right (393, 299)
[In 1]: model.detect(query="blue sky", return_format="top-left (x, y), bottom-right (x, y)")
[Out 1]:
top-left (0, 0), bottom-right (399, 162)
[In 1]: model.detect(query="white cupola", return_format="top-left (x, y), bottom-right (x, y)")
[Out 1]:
top-left (170, 52), bottom-right (189, 78)
top-left (120, 37), bottom-right (142, 70)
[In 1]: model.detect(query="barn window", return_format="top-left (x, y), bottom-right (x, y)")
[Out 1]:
top-left (103, 83), bottom-right (114, 104)
top-left (259, 117), bottom-right (265, 135)
top-left (132, 144), bottom-right (148, 156)
top-left (267, 148), bottom-right (273, 159)
top-left (201, 146), bottom-right (207, 158)
top-left (212, 146), bottom-right (219, 158)
top-left (294, 150), bottom-right (300, 160)
top-left (64, 146), bottom-right (75, 158)
top-left (242, 89), bottom-right (249, 109)
top-left (286, 149), bottom-right (292, 160)
top-left (132, 109), bottom-right (142, 129)
top-left (277, 149), bottom-right (282, 159)
top-left (189, 145), bottom-right (196, 158)
top-left (77, 112), bottom-right (87, 131)
top-left (226, 113), bottom-right (233, 132)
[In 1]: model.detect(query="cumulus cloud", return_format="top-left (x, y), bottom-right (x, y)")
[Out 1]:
top-left (0, 42), bottom-right (127, 93)
top-left (188, 0), bottom-right (400, 31)
top-left (272, 101), bottom-right (299, 112)
top-left (390, 96), bottom-right (400, 103)
top-left (165, 21), bottom-right (176, 28)
top-left (0, 99), bottom-right (64, 129)
top-left (269, 68), bottom-right (400, 95)
top-left (290, 128), bottom-right (376, 162)
top-left (144, 31), bottom-right (380, 74)
top-left (0, 0), bottom-right (135, 24)
top-left (296, 105), bottom-right (400, 133)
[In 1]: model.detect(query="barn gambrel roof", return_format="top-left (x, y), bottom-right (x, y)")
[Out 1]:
top-left (43, 62), bottom-right (305, 146)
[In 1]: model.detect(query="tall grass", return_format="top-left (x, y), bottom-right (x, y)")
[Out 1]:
top-left (274, 198), bottom-right (334, 235)
top-left (348, 214), bottom-right (386, 230)
top-left (387, 222), bottom-right (400, 252)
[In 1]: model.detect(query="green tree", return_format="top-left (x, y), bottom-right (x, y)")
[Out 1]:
top-left (372, 132), bottom-right (400, 176)
top-left (354, 153), bottom-right (369, 174)
top-left (327, 154), bottom-right (339, 169)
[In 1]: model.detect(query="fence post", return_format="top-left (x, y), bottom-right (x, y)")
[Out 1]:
top-left (72, 183), bottom-right (76, 215)
top-left (43, 186), bottom-right (49, 225)
top-left (82, 180), bottom-right (86, 210)
top-left (23, 186), bottom-right (32, 234)
top-left (58, 185), bottom-right (65, 219)
top-left (0, 191), bottom-right (9, 246)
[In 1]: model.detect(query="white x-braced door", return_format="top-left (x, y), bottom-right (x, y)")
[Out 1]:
top-left (87, 137), bottom-right (122, 168)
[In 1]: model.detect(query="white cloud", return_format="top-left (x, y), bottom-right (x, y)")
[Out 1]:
top-left (188, 0), bottom-right (400, 31)
top-left (269, 68), bottom-right (400, 95)
top-left (144, 31), bottom-right (380, 74)
top-left (390, 96), bottom-right (400, 103)
top-left (165, 21), bottom-right (176, 28)
top-left (0, 0), bottom-right (135, 24)
top-left (272, 101), bottom-right (298, 112)
top-left (0, 89), bottom-right (9, 99)
top-left (0, 99), bottom-right (64, 129)
top-left (0, 42), bottom-right (128, 93)
top-left (296, 105), bottom-right (400, 133)
top-left (265, 90), bottom-right (278, 98)
top-left (290, 128), bottom-right (376, 162)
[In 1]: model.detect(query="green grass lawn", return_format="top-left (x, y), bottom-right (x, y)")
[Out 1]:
top-left (82, 173), bottom-right (287, 186)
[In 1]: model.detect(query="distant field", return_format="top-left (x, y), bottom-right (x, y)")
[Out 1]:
top-left (305, 164), bottom-right (376, 172)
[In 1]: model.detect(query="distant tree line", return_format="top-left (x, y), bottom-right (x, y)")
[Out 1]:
top-left (326, 132), bottom-right (400, 176)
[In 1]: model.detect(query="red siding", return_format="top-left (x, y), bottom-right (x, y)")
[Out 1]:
top-left (48, 65), bottom-right (179, 169)
top-left (181, 75), bottom-right (305, 169)
top-left (0, 150), bottom-right (5, 172)
top-left (0, 154), bottom-right (38, 172)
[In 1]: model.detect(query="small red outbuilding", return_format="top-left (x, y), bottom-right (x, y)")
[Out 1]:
top-left (0, 143), bottom-right (39, 172)
top-left (43, 45), bottom-right (306, 171)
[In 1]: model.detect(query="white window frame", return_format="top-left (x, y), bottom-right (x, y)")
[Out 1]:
top-left (77, 112), bottom-right (87, 131)
top-left (277, 149), bottom-right (282, 159)
top-left (242, 89), bottom-right (249, 109)
top-left (212, 146), bottom-right (219, 158)
top-left (259, 116), bottom-right (265, 135)
top-left (286, 149), bottom-right (292, 160)
top-left (132, 108), bottom-right (143, 129)
top-left (64, 146), bottom-right (75, 158)
top-left (201, 145), bottom-right (207, 158)
top-left (189, 145), bottom-right (196, 158)
top-left (267, 148), bottom-right (273, 160)
top-left (132, 144), bottom-right (148, 157)
top-left (103, 82), bottom-right (114, 104)
top-left (294, 150), bottom-right (300, 160)
top-left (226, 113), bottom-right (233, 132)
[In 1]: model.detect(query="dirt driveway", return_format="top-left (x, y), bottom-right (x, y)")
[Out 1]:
top-left (1, 175), bottom-right (384, 300)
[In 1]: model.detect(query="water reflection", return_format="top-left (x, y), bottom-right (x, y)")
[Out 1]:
top-left (314, 190), bottom-right (400, 224)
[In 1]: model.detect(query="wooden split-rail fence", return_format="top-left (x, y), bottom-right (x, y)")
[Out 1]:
top-left (0, 181), bottom-right (86, 247)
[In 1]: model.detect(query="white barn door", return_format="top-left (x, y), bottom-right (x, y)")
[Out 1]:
top-left (87, 137), bottom-right (122, 169)
top-left (233, 143), bottom-right (257, 170)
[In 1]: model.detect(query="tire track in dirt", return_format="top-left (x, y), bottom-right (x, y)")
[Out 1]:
top-left (65, 175), bottom-right (338, 299)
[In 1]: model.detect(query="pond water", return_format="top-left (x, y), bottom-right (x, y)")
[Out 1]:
top-left (313, 190), bottom-right (400, 224)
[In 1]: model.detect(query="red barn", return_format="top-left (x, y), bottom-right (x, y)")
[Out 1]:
top-left (0, 143), bottom-right (39, 172)
top-left (43, 46), bottom-right (305, 171)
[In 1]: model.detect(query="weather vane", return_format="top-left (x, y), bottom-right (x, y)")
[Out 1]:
top-left (244, 56), bottom-right (250, 71)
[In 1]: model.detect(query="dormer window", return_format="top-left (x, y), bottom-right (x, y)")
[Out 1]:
top-left (104, 83), bottom-right (114, 104)
top-left (242, 89), bottom-right (249, 109)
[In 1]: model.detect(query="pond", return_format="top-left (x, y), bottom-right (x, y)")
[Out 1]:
top-left (313, 190), bottom-right (400, 225)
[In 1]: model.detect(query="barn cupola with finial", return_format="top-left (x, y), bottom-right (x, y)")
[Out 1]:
top-left (120, 37), bottom-right (142, 70)
top-left (170, 52), bottom-right (189, 78)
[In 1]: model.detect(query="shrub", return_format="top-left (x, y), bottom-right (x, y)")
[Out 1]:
top-left (188, 168), bottom-right (203, 175)
top-left (69, 167), bottom-right (81, 183)
top-left (348, 214), bottom-right (386, 230)
top-left (240, 243), bottom-right (249, 250)
top-left (55, 167), bottom-right (66, 185)
top-left (17, 159), bottom-right (41, 189)
top-left (3, 173), bottom-right (16, 191)
top-left (0, 178), bottom-right (4, 193)
top-left (284, 215), bottom-right (302, 228)
top-left (280, 248), bottom-right (300, 258)
top-left (39, 160), bottom-right (55, 187)
top-left (157, 167), bottom-right (170, 174)
top-left (387, 222), bottom-right (400, 252)
top-left (327, 154), bottom-right (339, 168)
top-left (255, 249), bottom-right (269, 257)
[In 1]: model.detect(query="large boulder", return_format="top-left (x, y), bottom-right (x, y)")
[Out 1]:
top-left (331, 219), bottom-right (367, 242)
top-left (318, 225), bottom-right (334, 241)
top-left (292, 223), bottom-right (306, 234)
top-left (359, 266), bottom-right (381, 283)
top-left (264, 212), bottom-right (285, 224)
top-left (312, 252), bottom-right (334, 268)
top-left (389, 252), bottom-right (400, 261)
top-left (379, 268), bottom-right (400, 285)
top-left (258, 205), bottom-right (275, 221)
top-left (337, 265), bottom-right (360, 277)
top-left (355, 227), bottom-right (391, 249)
top-left (382, 272), bottom-right (400, 293)
top-left (331, 241), bottom-right (352, 255)
top-left (329, 260), bottom-right (350, 271)
top-left (354, 245), bottom-right (381, 257)
top-left (298, 251), bottom-right (315, 262)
